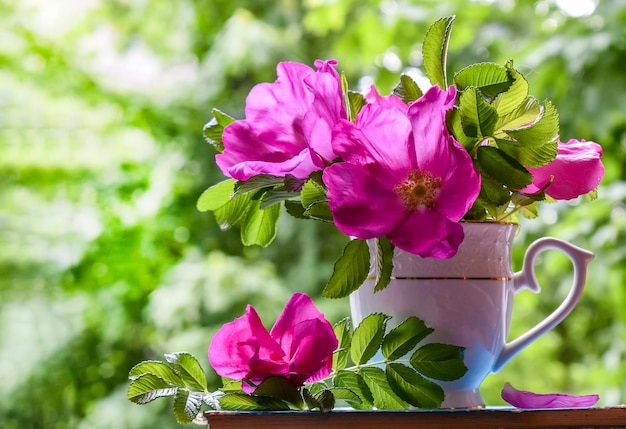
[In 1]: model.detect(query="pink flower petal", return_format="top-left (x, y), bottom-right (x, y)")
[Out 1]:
top-left (520, 139), bottom-right (604, 200)
top-left (208, 305), bottom-right (286, 382)
top-left (216, 60), bottom-right (344, 180)
top-left (501, 382), bottom-right (600, 409)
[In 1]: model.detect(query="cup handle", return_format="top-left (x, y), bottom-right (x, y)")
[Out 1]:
top-left (492, 237), bottom-right (594, 372)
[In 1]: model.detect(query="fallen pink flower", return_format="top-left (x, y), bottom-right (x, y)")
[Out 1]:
top-left (208, 293), bottom-right (338, 393)
top-left (501, 382), bottom-right (600, 409)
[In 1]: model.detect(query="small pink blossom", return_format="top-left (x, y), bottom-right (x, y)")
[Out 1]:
top-left (520, 139), bottom-right (604, 200)
top-left (323, 85), bottom-right (481, 258)
top-left (208, 293), bottom-right (337, 393)
top-left (216, 60), bottom-right (346, 181)
top-left (501, 382), bottom-right (600, 409)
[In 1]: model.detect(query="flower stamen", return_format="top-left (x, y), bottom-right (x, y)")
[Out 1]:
top-left (395, 170), bottom-right (442, 210)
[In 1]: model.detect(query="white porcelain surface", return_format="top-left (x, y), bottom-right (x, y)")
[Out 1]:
top-left (349, 222), bottom-right (594, 408)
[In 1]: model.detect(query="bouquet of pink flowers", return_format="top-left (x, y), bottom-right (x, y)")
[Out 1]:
top-left (128, 17), bottom-right (604, 423)
top-left (199, 16), bottom-right (604, 296)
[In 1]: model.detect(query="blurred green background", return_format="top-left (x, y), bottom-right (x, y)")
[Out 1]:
top-left (1, 0), bottom-right (625, 427)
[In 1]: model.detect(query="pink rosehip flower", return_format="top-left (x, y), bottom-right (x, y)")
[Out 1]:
top-left (323, 85), bottom-right (481, 258)
top-left (520, 139), bottom-right (604, 200)
top-left (501, 382), bottom-right (600, 409)
top-left (208, 293), bottom-right (338, 393)
top-left (216, 60), bottom-right (346, 181)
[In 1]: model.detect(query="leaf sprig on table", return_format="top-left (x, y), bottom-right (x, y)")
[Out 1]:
top-left (127, 313), bottom-right (467, 424)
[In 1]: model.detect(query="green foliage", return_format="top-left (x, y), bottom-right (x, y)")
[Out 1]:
top-left (322, 239), bottom-right (370, 299)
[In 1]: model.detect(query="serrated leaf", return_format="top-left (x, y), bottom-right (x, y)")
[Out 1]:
top-left (422, 16), bottom-right (455, 88)
top-left (203, 109), bottom-right (235, 153)
top-left (374, 237), bottom-right (394, 293)
top-left (454, 63), bottom-right (512, 98)
top-left (127, 373), bottom-right (178, 404)
top-left (382, 317), bottom-right (434, 361)
top-left (240, 199), bottom-right (280, 247)
top-left (393, 74), bottom-right (423, 103)
top-left (301, 179), bottom-right (328, 208)
top-left (302, 388), bottom-right (320, 410)
top-left (327, 387), bottom-right (362, 404)
top-left (502, 100), bottom-right (559, 167)
top-left (213, 191), bottom-right (253, 230)
top-left (459, 87), bottom-right (499, 138)
top-left (322, 239), bottom-right (370, 299)
top-left (332, 318), bottom-right (352, 371)
top-left (219, 393), bottom-right (291, 411)
top-left (164, 352), bottom-right (208, 391)
top-left (173, 389), bottom-right (204, 424)
top-left (347, 91), bottom-right (367, 122)
top-left (197, 179), bottom-right (235, 212)
top-left (253, 376), bottom-right (304, 409)
top-left (385, 363), bottom-right (444, 408)
top-left (476, 146), bottom-right (532, 189)
top-left (410, 343), bottom-right (468, 381)
top-left (128, 360), bottom-right (184, 386)
top-left (446, 108), bottom-right (477, 150)
top-left (359, 367), bottom-right (409, 410)
top-left (234, 175), bottom-right (284, 195)
top-left (494, 96), bottom-right (542, 136)
top-left (493, 62), bottom-right (529, 116)
top-left (351, 313), bottom-right (390, 365)
top-left (333, 370), bottom-right (374, 410)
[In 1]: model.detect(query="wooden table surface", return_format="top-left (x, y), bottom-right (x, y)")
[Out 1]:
top-left (204, 406), bottom-right (626, 429)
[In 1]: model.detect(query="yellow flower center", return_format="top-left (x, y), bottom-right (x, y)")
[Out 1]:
top-left (394, 170), bottom-right (441, 210)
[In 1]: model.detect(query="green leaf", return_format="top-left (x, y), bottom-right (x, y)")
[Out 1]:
top-left (410, 343), bottom-right (468, 381)
top-left (259, 187), bottom-right (299, 209)
top-left (393, 74), bottom-right (423, 103)
top-left (326, 387), bottom-right (362, 404)
top-left (240, 199), bottom-right (280, 247)
top-left (422, 16), bottom-right (455, 88)
top-left (173, 389), bottom-right (204, 424)
top-left (502, 100), bottom-right (559, 167)
top-left (494, 96), bottom-right (542, 136)
top-left (333, 370), bottom-right (373, 410)
top-left (304, 201), bottom-right (334, 222)
top-left (322, 239), bottom-right (370, 299)
top-left (128, 360), bottom-right (184, 386)
top-left (476, 146), bottom-right (533, 189)
top-left (301, 179), bottom-right (328, 208)
top-left (164, 352), bottom-right (208, 391)
top-left (478, 173), bottom-right (511, 207)
top-left (203, 108), bottom-right (235, 153)
top-left (127, 373), bottom-right (178, 404)
top-left (453, 63), bottom-right (512, 98)
top-left (359, 367), bottom-right (409, 410)
top-left (373, 237), bottom-right (394, 293)
top-left (234, 175), bottom-right (284, 195)
top-left (347, 90), bottom-right (367, 122)
top-left (446, 108), bottom-right (477, 150)
top-left (197, 179), bottom-right (235, 212)
top-left (459, 87), bottom-right (499, 138)
top-left (332, 318), bottom-right (352, 371)
top-left (351, 313), bottom-right (390, 365)
top-left (213, 191), bottom-right (253, 230)
top-left (219, 393), bottom-right (291, 411)
top-left (284, 200), bottom-right (307, 219)
top-left (385, 363), bottom-right (444, 408)
top-left (314, 389), bottom-right (336, 412)
top-left (382, 317), bottom-right (434, 361)
top-left (254, 376), bottom-right (304, 409)
top-left (493, 62), bottom-right (529, 116)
